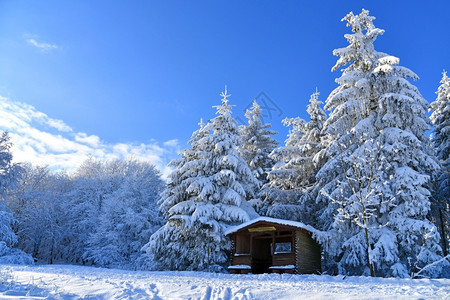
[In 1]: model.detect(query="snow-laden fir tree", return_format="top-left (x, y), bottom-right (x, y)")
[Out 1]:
top-left (238, 99), bottom-right (278, 211)
top-left (314, 10), bottom-right (388, 275)
top-left (144, 119), bottom-right (211, 270)
top-left (316, 9), bottom-right (444, 277)
top-left (158, 118), bottom-right (209, 218)
top-left (369, 54), bottom-right (444, 279)
top-left (145, 87), bottom-right (259, 271)
top-left (315, 10), bottom-right (387, 239)
top-left (262, 91), bottom-right (327, 223)
top-left (296, 90), bottom-right (328, 226)
top-left (430, 71), bottom-right (450, 257)
top-left (296, 90), bottom-right (327, 186)
top-left (261, 115), bottom-right (305, 220)
top-left (83, 159), bottom-right (164, 270)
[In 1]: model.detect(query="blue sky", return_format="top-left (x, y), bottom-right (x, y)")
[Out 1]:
top-left (0, 1), bottom-right (449, 175)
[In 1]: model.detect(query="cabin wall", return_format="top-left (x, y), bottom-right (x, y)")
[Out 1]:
top-left (231, 233), bottom-right (251, 266)
top-left (295, 230), bottom-right (321, 274)
top-left (232, 254), bottom-right (251, 266)
top-left (272, 253), bottom-right (295, 266)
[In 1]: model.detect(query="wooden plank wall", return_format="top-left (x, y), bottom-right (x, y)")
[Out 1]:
top-left (295, 230), bottom-right (321, 274)
top-left (232, 255), bottom-right (251, 266)
top-left (272, 253), bottom-right (295, 266)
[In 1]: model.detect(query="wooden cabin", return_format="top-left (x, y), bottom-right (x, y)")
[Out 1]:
top-left (225, 217), bottom-right (321, 274)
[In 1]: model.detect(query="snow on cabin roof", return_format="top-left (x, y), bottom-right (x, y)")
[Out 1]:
top-left (224, 217), bottom-right (320, 236)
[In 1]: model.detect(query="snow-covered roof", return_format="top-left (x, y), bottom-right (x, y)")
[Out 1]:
top-left (224, 217), bottom-right (320, 236)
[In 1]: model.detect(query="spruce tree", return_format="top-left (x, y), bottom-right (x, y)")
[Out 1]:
top-left (262, 115), bottom-right (306, 220)
top-left (144, 119), bottom-right (211, 270)
top-left (297, 90), bottom-right (328, 226)
top-left (430, 71), bottom-right (450, 256)
top-left (239, 100), bottom-right (278, 211)
top-left (263, 91), bottom-right (327, 223)
top-left (317, 9), bottom-right (443, 277)
top-left (296, 90), bottom-right (327, 187)
top-left (146, 88), bottom-right (259, 271)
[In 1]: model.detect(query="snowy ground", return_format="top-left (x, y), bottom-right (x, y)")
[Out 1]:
top-left (0, 264), bottom-right (449, 299)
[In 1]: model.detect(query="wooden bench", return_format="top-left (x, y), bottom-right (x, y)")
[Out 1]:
top-left (228, 265), bottom-right (251, 274)
top-left (269, 265), bottom-right (295, 274)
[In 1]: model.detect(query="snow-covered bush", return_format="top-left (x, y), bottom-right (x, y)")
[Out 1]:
top-left (0, 241), bottom-right (33, 265)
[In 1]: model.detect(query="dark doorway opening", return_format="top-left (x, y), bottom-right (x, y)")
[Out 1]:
top-left (251, 235), bottom-right (272, 274)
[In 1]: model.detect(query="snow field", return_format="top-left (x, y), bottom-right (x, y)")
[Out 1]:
top-left (1, 264), bottom-right (449, 299)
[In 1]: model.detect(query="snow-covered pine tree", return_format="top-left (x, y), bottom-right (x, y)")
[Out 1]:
top-left (261, 115), bottom-right (305, 220)
top-left (297, 90), bottom-right (328, 226)
top-left (371, 54), bottom-right (444, 279)
top-left (239, 100), bottom-right (278, 211)
top-left (144, 119), bottom-right (212, 270)
top-left (239, 100), bottom-right (279, 184)
top-left (430, 71), bottom-right (450, 257)
top-left (315, 10), bottom-right (388, 276)
top-left (157, 118), bottom-right (210, 219)
top-left (146, 87), bottom-right (259, 271)
top-left (262, 91), bottom-right (327, 223)
top-left (316, 9), bottom-right (443, 278)
top-left (297, 90), bottom-right (328, 186)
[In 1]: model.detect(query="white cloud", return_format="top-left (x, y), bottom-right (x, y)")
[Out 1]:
top-left (163, 139), bottom-right (179, 147)
top-left (26, 38), bottom-right (59, 51)
top-left (46, 118), bottom-right (72, 132)
top-left (0, 96), bottom-right (178, 178)
top-left (75, 132), bottom-right (101, 147)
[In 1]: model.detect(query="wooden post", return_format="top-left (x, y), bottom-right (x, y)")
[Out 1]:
top-left (249, 233), bottom-right (253, 253)
top-left (272, 231), bottom-right (276, 256)
top-left (271, 232), bottom-right (275, 271)
top-left (291, 230), bottom-right (294, 252)
top-left (249, 233), bottom-right (254, 273)
top-left (207, 244), bottom-right (210, 272)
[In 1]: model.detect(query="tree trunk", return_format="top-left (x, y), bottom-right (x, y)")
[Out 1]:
top-left (364, 226), bottom-right (375, 277)
top-left (438, 208), bottom-right (448, 256)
